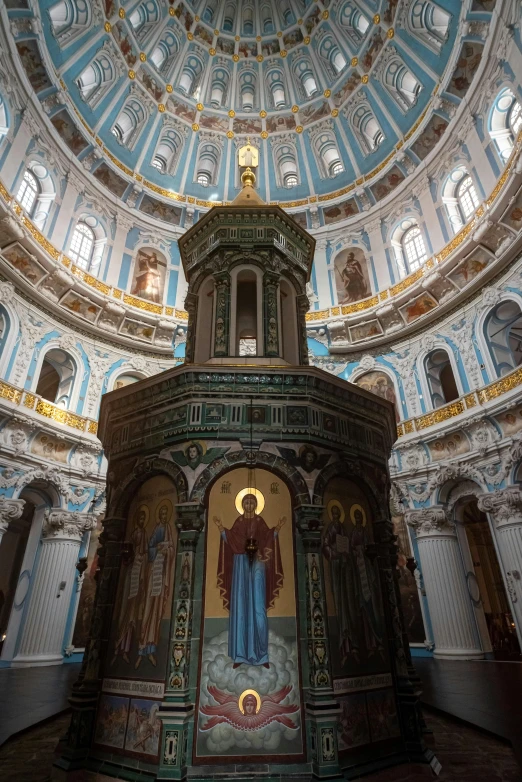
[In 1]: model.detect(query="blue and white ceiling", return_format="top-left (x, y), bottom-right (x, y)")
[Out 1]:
top-left (7, 0), bottom-right (491, 222)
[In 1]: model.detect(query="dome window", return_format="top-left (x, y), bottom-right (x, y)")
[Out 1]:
top-left (402, 226), bottom-right (427, 272)
top-left (222, 3), bottom-right (236, 31)
top-left (443, 166), bottom-right (479, 234)
top-left (485, 300), bottom-right (522, 377)
top-left (424, 349), bottom-right (459, 408)
top-left (48, 0), bottom-right (91, 47)
top-left (198, 172), bottom-right (210, 186)
top-left (17, 170), bottom-right (40, 216)
top-left (152, 126), bottom-right (185, 175)
top-left (111, 97), bottom-right (147, 149)
top-left (76, 54), bottom-right (115, 108)
top-left (489, 88), bottom-right (522, 162)
top-left (69, 222), bottom-right (95, 269)
top-left (15, 164), bottom-right (55, 230)
top-left (384, 57), bottom-right (422, 112)
top-left (128, 0), bottom-right (159, 42)
top-left (409, 1), bottom-right (451, 53)
top-left (457, 176), bottom-right (479, 220)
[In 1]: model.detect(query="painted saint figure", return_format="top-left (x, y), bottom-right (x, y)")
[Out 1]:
top-left (112, 505), bottom-right (148, 665)
top-left (349, 505), bottom-right (384, 655)
top-left (214, 492), bottom-right (285, 667)
top-left (339, 251), bottom-right (370, 303)
top-left (136, 501), bottom-right (175, 668)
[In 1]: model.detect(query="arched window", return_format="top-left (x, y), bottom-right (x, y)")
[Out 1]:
top-left (489, 87), bottom-right (522, 162)
top-left (195, 138), bottom-right (221, 187)
top-left (350, 102), bottom-right (384, 154)
top-left (0, 93), bottom-right (8, 142)
top-left (442, 166), bottom-right (479, 233)
top-left (317, 32), bottom-right (347, 79)
top-left (424, 348), bottom-right (459, 407)
top-left (384, 56), bottom-right (421, 112)
top-left (293, 55), bottom-right (319, 101)
top-left (150, 32), bottom-right (179, 78)
top-left (222, 2), bottom-right (236, 31)
top-left (392, 218), bottom-right (427, 278)
top-left (261, 4), bottom-right (274, 33)
top-left (279, 0), bottom-right (295, 27)
top-left (128, 0), bottom-right (159, 42)
top-left (267, 68), bottom-right (287, 108)
top-left (76, 53), bottom-right (115, 108)
top-left (48, 0), bottom-right (91, 47)
top-left (273, 142), bottom-right (299, 188)
top-left (69, 221), bottom-right (94, 268)
top-left (152, 126), bottom-right (184, 174)
top-left (35, 348), bottom-right (77, 408)
top-left (203, 0), bottom-right (217, 24)
top-left (16, 163), bottom-right (56, 230)
top-left (242, 3), bottom-right (254, 34)
top-left (208, 65), bottom-right (230, 108)
top-left (17, 170), bottom-right (39, 215)
top-left (179, 54), bottom-right (204, 98)
top-left (339, 2), bottom-right (370, 44)
top-left (111, 96), bottom-right (146, 149)
top-left (485, 300), bottom-right (522, 376)
top-left (238, 67), bottom-right (257, 111)
top-left (310, 125), bottom-right (344, 178)
top-left (409, 1), bottom-right (451, 52)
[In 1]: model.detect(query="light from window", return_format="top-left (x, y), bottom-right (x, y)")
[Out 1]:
top-left (458, 176), bottom-right (479, 219)
top-left (285, 174), bottom-right (298, 188)
top-left (17, 170), bottom-right (39, 214)
top-left (303, 75), bottom-right (318, 97)
top-left (330, 161), bottom-right (343, 176)
top-left (403, 226), bottom-right (427, 271)
top-left (509, 101), bottom-right (522, 135)
top-left (69, 222), bottom-right (95, 269)
top-left (239, 338), bottom-right (256, 356)
top-left (152, 155), bottom-right (166, 172)
top-left (198, 172), bottom-right (210, 186)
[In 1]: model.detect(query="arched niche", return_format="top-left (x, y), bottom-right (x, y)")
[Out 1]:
top-left (333, 248), bottom-right (372, 305)
top-left (33, 346), bottom-right (78, 409)
top-left (194, 274), bottom-right (215, 363)
top-left (280, 277), bottom-right (299, 364)
top-left (230, 264), bottom-right (263, 358)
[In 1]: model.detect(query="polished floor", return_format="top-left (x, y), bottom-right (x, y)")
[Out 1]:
top-left (0, 663), bottom-right (81, 747)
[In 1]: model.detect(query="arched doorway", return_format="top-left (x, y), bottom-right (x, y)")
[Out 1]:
top-left (0, 498), bottom-right (34, 654)
top-left (456, 498), bottom-right (520, 660)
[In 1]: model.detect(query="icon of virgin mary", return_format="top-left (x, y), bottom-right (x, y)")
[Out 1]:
top-left (213, 489), bottom-right (285, 668)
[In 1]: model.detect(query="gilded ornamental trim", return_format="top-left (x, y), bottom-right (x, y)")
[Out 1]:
top-left (0, 379), bottom-right (98, 434)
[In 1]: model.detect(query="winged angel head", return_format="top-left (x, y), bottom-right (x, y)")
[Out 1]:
top-left (200, 685), bottom-right (299, 732)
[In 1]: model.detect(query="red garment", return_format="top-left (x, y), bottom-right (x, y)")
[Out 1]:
top-left (217, 514), bottom-right (284, 611)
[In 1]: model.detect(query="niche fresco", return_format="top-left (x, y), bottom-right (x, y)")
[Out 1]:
top-left (354, 371), bottom-right (400, 422)
top-left (334, 248), bottom-right (371, 304)
top-left (195, 467), bottom-right (304, 763)
top-left (129, 248), bottom-right (167, 304)
top-left (72, 516), bottom-right (103, 649)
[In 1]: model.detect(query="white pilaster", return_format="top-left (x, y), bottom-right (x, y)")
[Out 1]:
top-left (406, 507), bottom-right (483, 659)
top-left (477, 488), bottom-right (522, 650)
top-left (13, 510), bottom-right (94, 667)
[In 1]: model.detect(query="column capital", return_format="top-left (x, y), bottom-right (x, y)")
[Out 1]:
top-left (295, 504), bottom-right (324, 550)
top-left (175, 502), bottom-right (205, 549)
top-left (0, 496), bottom-right (25, 532)
top-left (477, 487), bottom-right (522, 528)
top-left (405, 506), bottom-right (455, 538)
top-left (43, 509), bottom-right (95, 541)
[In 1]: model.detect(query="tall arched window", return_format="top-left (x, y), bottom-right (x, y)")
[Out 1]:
top-left (48, 0), bottom-right (91, 47)
top-left (238, 67), bottom-right (257, 111)
top-left (408, 1), bottom-right (451, 52)
top-left (69, 221), bottom-right (94, 268)
top-left (350, 102), bottom-right (384, 154)
top-left (442, 166), bottom-right (479, 233)
top-left (208, 65), bottom-right (230, 108)
top-left (267, 68), bottom-right (287, 108)
top-left (242, 3), bottom-right (254, 34)
top-left (273, 141), bottom-right (299, 188)
top-left (0, 93), bottom-right (8, 142)
top-left (128, 0), bottom-right (159, 41)
top-left (17, 170), bottom-right (39, 215)
top-left (485, 300), bottom-right (522, 376)
top-left (222, 2), bottom-right (236, 31)
top-left (203, 0), bottom-right (217, 24)
top-left (489, 87), bottom-right (522, 162)
top-left (392, 218), bottom-right (427, 277)
top-left (278, 0), bottom-right (295, 27)
top-left (310, 125), bottom-right (344, 178)
top-left (150, 32), bottom-right (179, 77)
top-left (317, 32), bottom-right (347, 79)
top-left (293, 55), bottom-right (319, 101)
top-left (76, 53), bottom-right (115, 108)
top-left (35, 348), bottom-right (77, 408)
top-left (111, 96), bottom-right (146, 148)
top-left (152, 125), bottom-right (185, 174)
top-left (339, 2), bottom-right (370, 44)
top-left (195, 138), bottom-right (221, 186)
top-left (384, 56), bottom-right (421, 111)
top-left (179, 54), bottom-right (204, 98)
top-left (424, 348), bottom-right (459, 407)
top-left (261, 4), bottom-right (274, 33)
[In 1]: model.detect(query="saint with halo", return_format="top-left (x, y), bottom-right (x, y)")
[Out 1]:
top-left (214, 488), bottom-right (285, 668)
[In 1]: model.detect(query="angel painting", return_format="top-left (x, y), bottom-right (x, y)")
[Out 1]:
top-left (170, 441), bottom-right (230, 471)
top-left (277, 445), bottom-right (330, 474)
top-left (200, 686), bottom-right (299, 731)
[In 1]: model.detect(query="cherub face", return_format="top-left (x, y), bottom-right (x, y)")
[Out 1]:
top-left (187, 445), bottom-right (199, 461)
top-left (304, 451), bottom-right (316, 468)
top-left (244, 695), bottom-right (257, 715)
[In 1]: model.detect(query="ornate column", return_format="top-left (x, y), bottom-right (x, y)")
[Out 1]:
top-left (406, 507), bottom-right (483, 659)
top-left (0, 496), bottom-right (25, 545)
top-left (295, 505), bottom-right (341, 779)
top-left (158, 503), bottom-right (205, 780)
top-left (296, 293), bottom-right (310, 366)
top-left (184, 292), bottom-right (198, 364)
top-left (477, 488), bottom-right (522, 647)
top-left (14, 510), bottom-right (94, 666)
top-left (213, 271), bottom-right (231, 357)
top-left (263, 270), bottom-right (280, 357)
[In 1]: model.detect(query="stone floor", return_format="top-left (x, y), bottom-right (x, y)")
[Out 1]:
top-left (0, 709), bottom-right (520, 782)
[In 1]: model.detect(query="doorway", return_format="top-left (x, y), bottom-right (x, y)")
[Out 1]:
top-left (0, 499), bottom-right (34, 654)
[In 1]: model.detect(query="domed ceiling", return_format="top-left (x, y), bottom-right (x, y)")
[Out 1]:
top-left (12, 0), bottom-right (478, 222)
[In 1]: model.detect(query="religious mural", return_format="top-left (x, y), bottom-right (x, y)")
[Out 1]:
top-left (130, 248), bottom-right (167, 304)
top-left (390, 497), bottom-right (425, 645)
top-left (370, 166), bottom-right (405, 202)
top-left (93, 163), bottom-right (127, 198)
top-left (72, 516), bottom-right (103, 648)
top-left (334, 248), bottom-right (371, 304)
top-left (502, 186), bottom-right (522, 230)
top-left (447, 43), bottom-right (483, 98)
top-left (410, 115), bottom-right (448, 161)
top-left (195, 468), bottom-right (303, 761)
top-left (323, 198), bottom-right (359, 225)
top-left (2, 243), bottom-right (46, 284)
top-left (354, 371), bottom-right (400, 422)
top-left (107, 475), bottom-right (178, 678)
top-left (50, 110), bottom-right (89, 155)
top-left (448, 248), bottom-right (491, 289)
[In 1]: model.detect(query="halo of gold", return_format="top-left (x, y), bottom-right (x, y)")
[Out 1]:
top-left (228, 109), bottom-right (235, 117)
top-left (235, 487), bottom-right (265, 515)
top-left (361, 74), bottom-right (369, 84)
top-left (350, 503), bottom-right (367, 526)
top-left (186, 440), bottom-right (207, 456)
top-left (209, 47), bottom-right (216, 55)
top-left (327, 499), bottom-right (345, 523)
top-left (156, 498), bottom-right (173, 521)
top-left (259, 110), bottom-right (267, 118)
top-left (135, 503), bottom-right (150, 525)
top-left (291, 105), bottom-right (299, 113)
top-left (296, 125), bottom-right (303, 133)
top-left (239, 689), bottom-right (261, 714)
top-left (257, 54), bottom-right (263, 62)
top-left (187, 32), bottom-right (194, 40)
top-left (331, 109), bottom-right (339, 117)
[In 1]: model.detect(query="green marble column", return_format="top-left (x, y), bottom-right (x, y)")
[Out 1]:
top-left (213, 271), bottom-right (230, 357)
top-left (157, 502), bottom-right (205, 780)
top-left (263, 270), bottom-right (280, 357)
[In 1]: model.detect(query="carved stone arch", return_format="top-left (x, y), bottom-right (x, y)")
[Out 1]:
top-left (313, 457), bottom-right (386, 517)
top-left (110, 456), bottom-right (189, 517)
top-left (190, 450), bottom-right (310, 509)
top-left (441, 478), bottom-right (483, 516)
